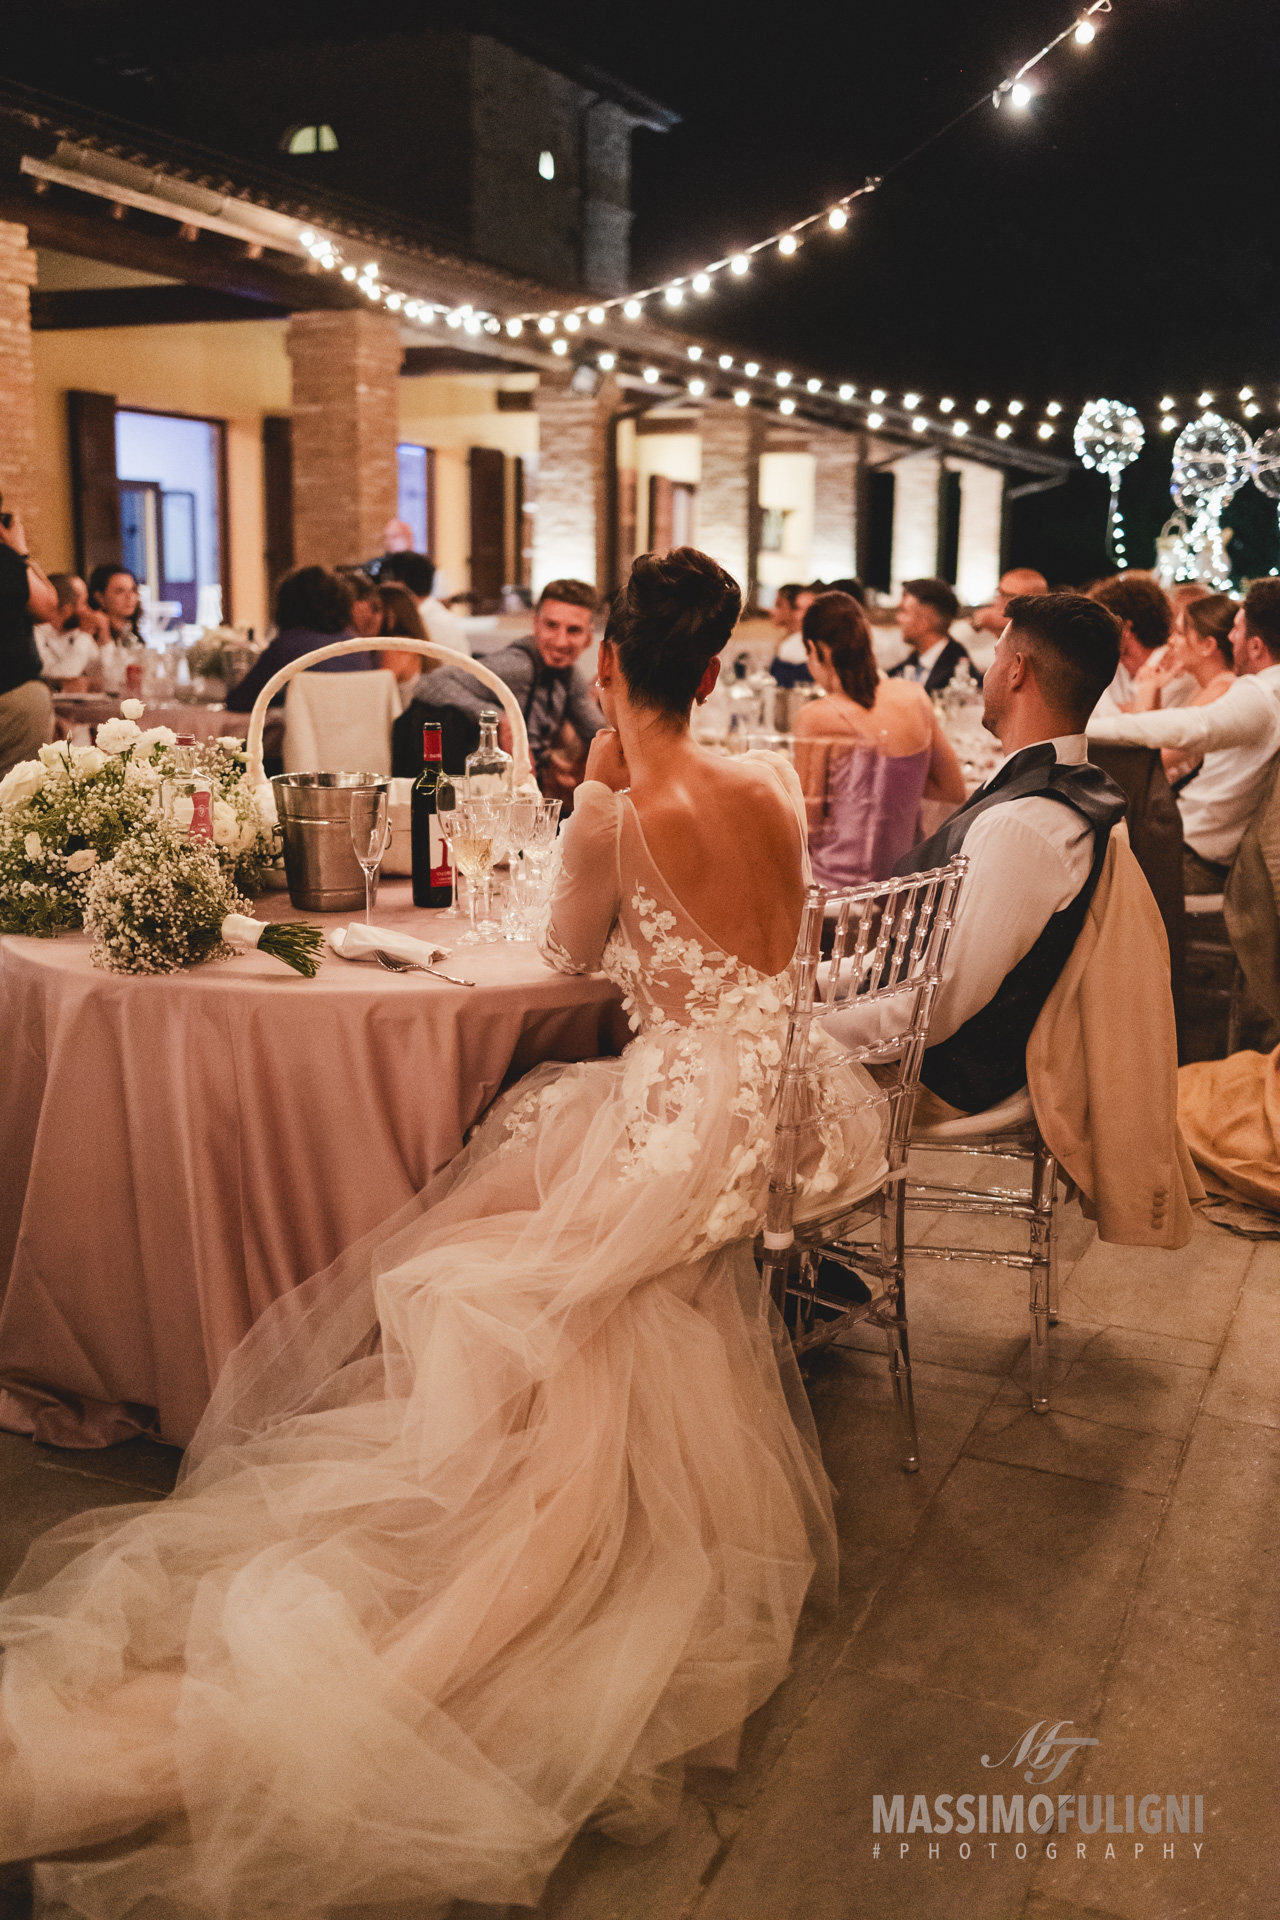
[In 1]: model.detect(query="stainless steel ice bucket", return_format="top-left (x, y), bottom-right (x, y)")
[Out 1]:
top-left (271, 772), bottom-right (389, 912)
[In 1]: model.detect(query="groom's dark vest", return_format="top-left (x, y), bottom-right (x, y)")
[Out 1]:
top-left (893, 744), bottom-right (1128, 1113)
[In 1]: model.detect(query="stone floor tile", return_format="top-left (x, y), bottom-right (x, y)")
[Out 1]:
top-left (969, 1399), bottom-right (1184, 1496)
top-left (1242, 1238), bottom-right (1280, 1296)
top-left (1010, 1341), bottom-right (1209, 1441)
top-left (693, 1674), bottom-right (1069, 1920)
top-left (33, 1436), bottom-right (182, 1496)
top-left (850, 1458), bottom-right (1162, 1724)
top-left (1027, 1600), bottom-right (1277, 1919)
top-left (1200, 1289), bottom-right (1280, 1428)
top-left (535, 1795), bottom-right (721, 1920)
top-left (1060, 1226), bottom-right (1250, 1346)
top-left (0, 1465), bottom-right (154, 1590)
top-left (1136, 1414), bottom-right (1280, 1631)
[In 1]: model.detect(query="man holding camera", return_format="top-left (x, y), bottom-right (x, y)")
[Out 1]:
top-left (0, 499), bottom-right (59, 778)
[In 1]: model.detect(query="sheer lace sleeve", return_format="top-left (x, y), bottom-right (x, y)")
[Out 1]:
top-left (536, 780), bottom-right (624, 975)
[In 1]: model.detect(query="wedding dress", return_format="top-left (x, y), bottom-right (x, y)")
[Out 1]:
top-left (0, 753), bottom-right (887, 1919)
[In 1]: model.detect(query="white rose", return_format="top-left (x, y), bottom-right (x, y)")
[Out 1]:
top-left (39, 742), bottom-right (72, 771)
top-left (212, 800), bottom-right (240, 847)
top-left (23, 831), bottom-right (42, 860)
top-left (96, 717), bottom-right (143, 756)
top-left (0, 760), bottom-right (46, 808)
top-left (172, 794), bottom-right (195, 830)
top-left (132, 726), bottom-right (179, 761)
top-left (66, 848), bottom-right (99, 874)
top-left (72, 746), bottom-right (107, 777)
top-left (120, 697), bottom-right (145, 721)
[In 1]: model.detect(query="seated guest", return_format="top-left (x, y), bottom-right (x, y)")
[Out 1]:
top-left (1088, 572), bottom-right (1194, 715)
top-left (826, 577), bottom-right (866, 604)
top-left (226, 566), bottom-right (373, 712)
top-left (1088, 579), bottom-right (1280, 893)
top-left (969, 566), bottom-right (1048, 636)
top-left (768, 583), bottom-right (813, 688)
top-left (829, 595), bottom-right (1128, 1117)
top-left (376, 551), bottom-right (471, 658)
top-left (1128, 591), bottom-right (1236, 783)
top-left (393, 579), bottom-right (604, 784)
top-left (34, 575), bottom-right (99, 688)
top-left (887, 578), bottom-right (973, 691)
top-left (0, 503), bottom-right (58, 778)
top-left (337, 568), bottom-right (385, 643)
top-left (792, 590), bottom-right (966, 885)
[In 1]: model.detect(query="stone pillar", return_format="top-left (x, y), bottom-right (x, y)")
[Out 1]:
top-left (890, 450), bottom-right (942, 590)
top-left (286, 310), bottom-right (403, 567)
top-left (810, 426), bottom-right (859, 582)
top-left (950, 458), bottom-right (1005, 606)
top-left (532, 373), bottom-right (617, 594)
top-left (0, 221), bottom-right (40, 554)
top-left (697, 403), bottom-right (763, 604)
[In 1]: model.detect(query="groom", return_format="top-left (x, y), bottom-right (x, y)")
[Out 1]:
top-left (882, 593), bottom-right (1128, 1115)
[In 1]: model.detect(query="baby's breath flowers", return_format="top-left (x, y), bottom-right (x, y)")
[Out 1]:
top-left (83, 826), bottom-right (321, 976)
top-left (0, 727), bottom-right (273, 936)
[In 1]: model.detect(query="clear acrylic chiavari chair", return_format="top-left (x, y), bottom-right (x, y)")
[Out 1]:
top-left (760, 857), bottom-right (968, 1473)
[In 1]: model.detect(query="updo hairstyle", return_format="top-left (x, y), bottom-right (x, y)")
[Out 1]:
top-left (803, 590), bottom-right (879, 709)
top-left (607, 547), bottom-right (742, 714)
top-left (1181, 591), bottom-right (1236, 669)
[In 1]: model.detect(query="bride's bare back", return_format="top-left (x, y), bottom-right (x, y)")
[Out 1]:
top-left (627, 743), bottom-right (806, 977)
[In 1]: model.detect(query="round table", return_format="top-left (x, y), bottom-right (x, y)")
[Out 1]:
top-left (54, 696), bottom-right (251, 745)
top-left (0, 883), bottom-right (624, 1449)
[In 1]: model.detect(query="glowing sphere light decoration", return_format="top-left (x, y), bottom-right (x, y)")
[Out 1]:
top-left (1074, 399), bottom-right (1144, 564)
top-left (1171, 412), bottom-right (1253, 589)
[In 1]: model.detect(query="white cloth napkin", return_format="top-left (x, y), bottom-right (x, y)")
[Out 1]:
top-left (328, 924), bottom-right (451, 966)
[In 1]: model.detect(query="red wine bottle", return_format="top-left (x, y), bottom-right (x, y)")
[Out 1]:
top-left (411, 725), bottom-right (452, 908)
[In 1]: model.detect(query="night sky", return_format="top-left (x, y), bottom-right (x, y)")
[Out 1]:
top-left (8, 0), bottom-right (1280, 582)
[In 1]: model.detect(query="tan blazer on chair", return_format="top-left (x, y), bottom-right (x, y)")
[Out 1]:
top-left (1026, 824), bottom-right (1204, 1247)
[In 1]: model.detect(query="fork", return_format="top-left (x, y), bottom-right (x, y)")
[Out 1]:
top-left (374, 949), bottom-right (476, 987)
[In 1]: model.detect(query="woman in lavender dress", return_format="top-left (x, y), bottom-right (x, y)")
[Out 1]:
top-left (792, 591), bottom-right (967, 886)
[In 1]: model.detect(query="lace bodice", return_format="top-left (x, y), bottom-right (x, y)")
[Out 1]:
top-left (537, 751), bottom-right (809, 1039)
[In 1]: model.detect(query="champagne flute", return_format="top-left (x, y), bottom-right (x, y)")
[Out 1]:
top-left (349, 787), bottom-right (391, 926)
top-left (450, 801), bottom-right (498, 945)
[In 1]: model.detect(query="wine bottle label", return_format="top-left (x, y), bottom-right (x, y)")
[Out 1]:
top-left (429, 816), bottom-right (451, 888)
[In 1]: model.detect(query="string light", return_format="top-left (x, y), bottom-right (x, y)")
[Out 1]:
top-left (508, 1), bottom-right (1116, 331)
top-left (537, 316), bottom-right (555, 334)
top-left (1160, 415), bottom-right (1178, 431)
top-left (939, 397), bottom-right (955, 413)
top-left (733, 389), bottom-right (750, 407)
top-left (719, 354), bottom-right (734, 370)
top-left (642, 366), bottom-right (660, 383)
top-left (779, 397), bottom-right (796, 414)
top-left (689, 377), bottom-right (706, 395)
top-left (975, 399), bottom-right (990, 413)
top-left (688, 345), bottom-right (703, 360)
top-left (1008, 400), bottom-right (1024, 415)
top-left (904, 392), bottom-right (921, 409)
top-left (996, 422), bottom-right (1012, 438)
top-left (777, 371), bottom-right (792, 386)
top-left (1037, 422), bottom-right (1054, 438)
top-left (598, 352), bottom-right (616, 370)
top-left (806, 378), bottom-right (822, 394)
top-left (552, 339), bottom-right (568, 356)
top-left (867, 412), bottom-right (884, 428)
top-left (913, 417), bottom-right (928, 432)
top-left (954, 420), bottom-right (970, 436)
top-left (563, 313), bottom-right (580, 331)
top-left (871, 388), bottom-right (887, 404)
top-left (839, 385), bottom-right (855, 401)
top-left (1198, 391), bottom-right (1214, 406)
top-left (745, 361), bottom-right (760, 377)
top-left (588, 306), bottom-right (606, 324)
top-left (1046, 401), bottom-right (1062, 416)
top-left (624, 300), bottom-right (642, 320)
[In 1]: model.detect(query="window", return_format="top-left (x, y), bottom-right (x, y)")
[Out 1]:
top-left (397, 443), bottom-right (435, 556)
top-left (538, 150), bottom-right (555, 181)
top-left (281, 124), bottom-right (339, 155)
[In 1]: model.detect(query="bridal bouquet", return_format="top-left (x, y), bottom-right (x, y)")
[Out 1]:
top-left (83, 823), bottom-right (322, 977)
top-left (0, 703), bottom-right (272, 937)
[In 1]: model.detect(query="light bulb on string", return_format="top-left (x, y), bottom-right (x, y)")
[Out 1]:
top-left (1010, 83), bottom-right (1033, 108)
top-left (551, 339), bottom-right (568, 356)
top-left (1160, 416), bottom-right (1178, 431)
top-left (730, 255), bottom-right (749, 276)
top-left (904, 393), bottom-right (921, 409)
top-left (623, 300), bottom-right (642, 319)
top-left (1074, 18), bottom-right (1096, 44)
top-left (779, 398), bottom-right (796, 414)
top-left (1198, 392), bottom-right (1214, 406)
top-left (1239, 386), bottom-right (1254, 401)
top-left (776, 371), bottom-right (792, 387)
top-left (692, 274), bottom-right (711, 293)
top-left (506, 319), bottom-right (522, 337)
top-left (734, 390), bottom-right (750, 408)
top-left (939, 397), bottom-right (955, 413)
top-left (954, 420), bottom-right (970, 436)
top-left (563, 313), bottom-right (580, 331)
top-left (744, 361), bottom-right (760, 377)
top-left (871, 388), bottom-right (886, 404)
top-left (975, 399), bottom-right (991, 413)
top-left (642, 367), bottom-right (660, 384)
top-left (689, 378), bottom-right (706, 396)
top-left (996, 422), bottom-right (1012, 438)
top-left (839, 385), bottom-right (855, 401)
top-left (537, 316), bottom-right (555, 334)
top-left (664, 286), bottom-right (683, 306)
top-left (1037, 423), bottom-right (1054, 439)
top-left (1047, 401), bottom-right (1062, 416)
top-left (1008, 400), bottom-right (1024, 415)
top-left (807, 378), bottom-right (822, 394)
top-left (778, 234), bottom-right (798, 256)
top-left (828, 207), bottom-right (847, 230)
top-left (867, 412), bottom-right (884, 429)
top-left (587, 307), bottom-right (605, 324)
top-left (598, 353), bottom-right (615, 370)
top-left (913, 417), bottom-right (928, 432)
top-left (687, 345), bottom-right (703, 360)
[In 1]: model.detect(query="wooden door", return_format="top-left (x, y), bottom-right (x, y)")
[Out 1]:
top-left (67, 390), bottom-right (120, 577)
top-left (468, 446), bottom-right (506, 608)
top-left (262, 415), bottom-right (294, 599)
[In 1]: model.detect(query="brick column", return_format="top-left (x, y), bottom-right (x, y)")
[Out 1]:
top-left (697, 403), bottom-right (763, 604)
top-left (810, 425), bottom-right (859, 582)
top-left (532, 373), bottom-right (618, 594)
top-left (0, 221), bottom-right (40, 554)
top-left (286, 310), bottom-right (403, 567)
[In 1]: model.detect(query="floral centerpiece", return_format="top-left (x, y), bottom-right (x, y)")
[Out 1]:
top-left (0, 702), bottom-right (274, 937)
top-left (83, 825), bottom-right (321, 977)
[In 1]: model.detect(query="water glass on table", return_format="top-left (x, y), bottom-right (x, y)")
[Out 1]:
top-left (349, 788), bottom-right (392, 925)
top-left (450, 800), bottom-right (501, 945)
top-left (434, 777), bottom-right (463, 921)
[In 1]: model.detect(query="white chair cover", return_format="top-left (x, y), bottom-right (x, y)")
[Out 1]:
top-left (283, 669), bottom-right (400, 776)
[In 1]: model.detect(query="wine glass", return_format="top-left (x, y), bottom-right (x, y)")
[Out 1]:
top-left (450, 800), bottom-right (499, 945)
top-left (501, 796), bottom-right (539, 939)
top-left (349, 787), bottom-right (391, 926)
top-left (434, 776), bottom-right (463, 921)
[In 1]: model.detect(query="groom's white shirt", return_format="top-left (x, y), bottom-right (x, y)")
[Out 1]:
top-left (822, 734), bottom-right (1095, 1055)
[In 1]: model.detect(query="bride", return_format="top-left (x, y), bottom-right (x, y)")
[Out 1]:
top-left (0, 548), bottom-right (886, 1917)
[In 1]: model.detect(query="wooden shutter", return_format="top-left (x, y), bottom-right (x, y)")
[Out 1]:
top-left (67, 390), bottom-right (120, 577)
top-left (468, 446), bottom-right (506, 607)
top-left (262, 415), bottom-right (294, 598)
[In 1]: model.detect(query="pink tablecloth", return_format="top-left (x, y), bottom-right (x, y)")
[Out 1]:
top-left (0, 883), bottom-right (624, 1449)
top-left (54, 697), bottom-right (251, 746)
